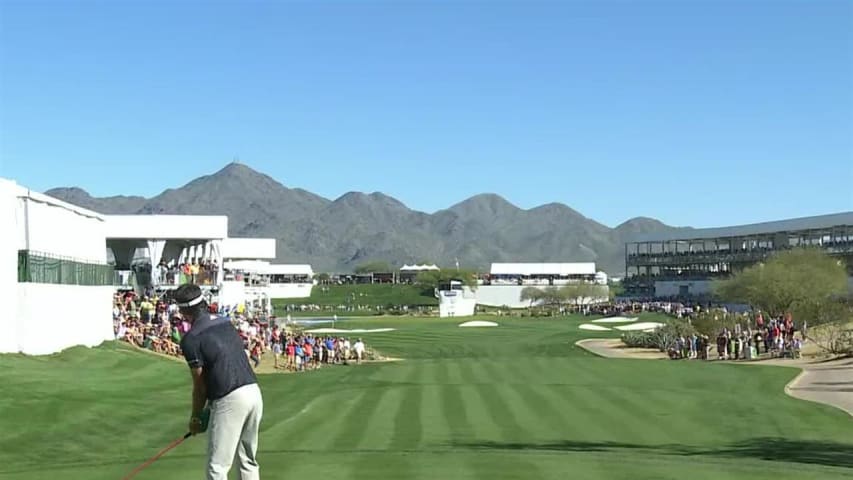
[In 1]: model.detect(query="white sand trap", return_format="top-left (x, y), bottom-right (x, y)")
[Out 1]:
top-left (305, 328), bottom-right (396, 334)
top-left (579, 324), bottom-right (612, 331)
top-left (613, 322), bottom-right (664, 331)
top-left (458, 320), bottom-right (498, 327)
top-left (591, 316), bottom-right (638, 324)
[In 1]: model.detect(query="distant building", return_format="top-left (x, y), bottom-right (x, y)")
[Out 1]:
top-left (399, 263), bottom-right (439, 283)
top-left (624, 212), bottom-right (853, 298)
top-left (470, 262), bottom-right (609, 309)
top-left (221, 261), bottom-right (314, 309)
top-left (485, 262), bottom-right (602, 286)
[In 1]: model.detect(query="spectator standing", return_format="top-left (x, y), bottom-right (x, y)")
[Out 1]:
top-left (354, 338), bottom-right (365, 363)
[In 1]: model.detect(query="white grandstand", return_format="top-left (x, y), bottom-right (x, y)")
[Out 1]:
top-left (2, 176), bottom-right (314, 355)
top-left (485, 262), bottom-right (607, 286)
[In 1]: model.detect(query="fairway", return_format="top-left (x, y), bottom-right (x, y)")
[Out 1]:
top-left (1, 315), bottom-right (851, 480)
top-left (273, 284), bottom-right (437, 314)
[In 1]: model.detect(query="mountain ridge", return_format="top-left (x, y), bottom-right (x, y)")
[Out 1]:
top-left (45, 162), bottom-right (685, 274)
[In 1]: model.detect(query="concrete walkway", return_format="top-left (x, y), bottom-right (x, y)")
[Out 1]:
top-left (784, 357), bottom-right (853, 417)
top-left (576, 338), bottom-right (853, 418)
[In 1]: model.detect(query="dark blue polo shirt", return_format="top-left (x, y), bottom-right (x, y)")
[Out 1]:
top-left (180, 312), bottom-right (257, 401)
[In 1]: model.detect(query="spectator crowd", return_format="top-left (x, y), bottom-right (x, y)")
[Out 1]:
top-left (113, 290), bottom-right (371, 372)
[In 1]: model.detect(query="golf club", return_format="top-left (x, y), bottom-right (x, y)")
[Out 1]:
top-left (120, 432), bottom-right (191, 480)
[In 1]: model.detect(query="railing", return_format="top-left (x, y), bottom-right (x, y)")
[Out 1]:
top-left (627, 243), bottom-right (853, 266)
top-left (18, 250), bottom-right (114, 286)
top-left (153, 269), bottom-right (218, 287)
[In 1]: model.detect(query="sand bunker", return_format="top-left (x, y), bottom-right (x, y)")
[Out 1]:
top-left (458, 321), bottom-right (498, 327)
top-left (579, 324), bottom-right (612, 331)
top-left (613, 322), bottom-right (664, 331)
top-left (305, 328), bottom-right (396, 334)
top-left (591, 316), bottom-right (638, 324)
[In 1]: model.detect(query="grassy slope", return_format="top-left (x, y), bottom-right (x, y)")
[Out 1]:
top-left (272, 284), bottom-right (438, 313)
top-left (1, 314), bottom-right (852, 479)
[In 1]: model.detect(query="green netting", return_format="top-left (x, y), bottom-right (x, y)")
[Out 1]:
top-left (17, 250), bottom-right (115, 286)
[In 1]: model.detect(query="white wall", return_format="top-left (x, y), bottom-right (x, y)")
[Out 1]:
top-left (475, 285), bottom-right (530, 308)
top-left (0, 179), bottom-right (21, 352)
top-left (268, 283), bottom-right (313, 299)
top-left (475, 285), bottom-right (609, 308)
top-left (15, 283), bottom-right (114, 355)
top-left (654, 280), bottom-right (714, 297)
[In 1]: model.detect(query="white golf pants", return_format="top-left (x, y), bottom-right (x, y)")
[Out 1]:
top-left (207, 383), bottom-right (264, 480)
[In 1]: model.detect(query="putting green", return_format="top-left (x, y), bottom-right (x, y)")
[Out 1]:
top-left (1, 314), bottom-right (851, 479)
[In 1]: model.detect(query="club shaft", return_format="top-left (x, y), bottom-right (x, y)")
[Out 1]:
top-left (120, 433), bottom-right (191, 480)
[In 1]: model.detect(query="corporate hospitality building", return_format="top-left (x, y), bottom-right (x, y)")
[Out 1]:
top-left (623, 212), bottom-right (853, 298)
top-left (2, 177), bottom-right (314, 355)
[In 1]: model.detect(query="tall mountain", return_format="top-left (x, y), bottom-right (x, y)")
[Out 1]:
top-left (45, 162), bottom-right (684, 274)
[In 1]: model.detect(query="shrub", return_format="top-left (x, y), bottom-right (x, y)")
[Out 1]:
top-left (621, 319), bottom-right (697, 352)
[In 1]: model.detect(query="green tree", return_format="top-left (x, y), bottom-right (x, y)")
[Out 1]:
top-left (354, 261), bottom-right (393, 274)
top-left (316, 272), bottom-right (331, 285)
top-left (415, 269), bottom-right (478, 291)
top-left (538, 286), bottom-right (568, 306)
top-left (520, 286), bottom-right (544, 307)
top-left (561, 283), bottom-right (609, 309)
top-left (608, 281), bottom-right (625, 300)
top-left (715, 248), bottom-right (848, 326)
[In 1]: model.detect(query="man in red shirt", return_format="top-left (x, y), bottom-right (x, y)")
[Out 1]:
top-left (303, 341), bottom-right (313, 370)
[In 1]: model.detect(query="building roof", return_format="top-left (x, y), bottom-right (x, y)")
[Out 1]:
top-left (630, 212), bottom-right (853, 243)
top-left (490, 262), bottom-right (597, 276)
top-left (220, 238), bottom-right (276, 260)
top-left (5, 180), bottom-right (105, 221)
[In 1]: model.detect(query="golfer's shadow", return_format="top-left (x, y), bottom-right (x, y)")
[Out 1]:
top-left (451, 438), bottom-right (853, 469)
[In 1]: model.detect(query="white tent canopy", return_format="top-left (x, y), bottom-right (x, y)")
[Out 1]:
top-left (490, 262), bottom-right (596, 276)
top-left (400, 264), bottom-right (440, 271)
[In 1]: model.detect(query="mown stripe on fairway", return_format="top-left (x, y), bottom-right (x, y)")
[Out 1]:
top-left (446, 359), bottom-right (467, 384)
top-left (482, 360), bottom-right (557, 439)
top-left (468, 383), bottom-right (546, 479)
top-left (346, 385), bottom-right (415, 480)
top-left (390, 366), bottom-right (424, 451)
top-left (587, 385), bottom-right (670, 444)
top-left (440, 385), bottom-right (473, 444)
top-left (332, 386), bottom-right (388, 451)
top-left (542, 382), bottom-right (611, 442)
top-left (511, 358), bottom-right (589, 437)
top-left (434, 359), bottom-right (451, 385)
top-left (283, 392), bottom-right (359, 452)
top-left (454, 361), bottom-right (503, 441)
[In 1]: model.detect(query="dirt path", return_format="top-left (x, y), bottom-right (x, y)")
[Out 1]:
top-left (575, 338), bottom-right (853, 418)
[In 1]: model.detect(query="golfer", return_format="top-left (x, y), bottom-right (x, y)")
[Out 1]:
top-left (175, 284), bottom-right (263, 480)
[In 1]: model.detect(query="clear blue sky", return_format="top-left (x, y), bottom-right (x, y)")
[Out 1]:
top-left (1, 1), bottom-right (851, 228)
